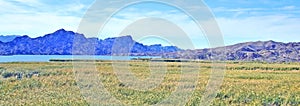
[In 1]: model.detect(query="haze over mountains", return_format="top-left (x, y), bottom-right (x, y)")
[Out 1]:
top-left (0, 29), bottom-right (299, 62)
top-left (0, 35), bottom-right (20, 43)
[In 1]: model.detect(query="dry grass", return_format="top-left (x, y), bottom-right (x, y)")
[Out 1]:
top-left (0, 61), bottom-right (299, 105)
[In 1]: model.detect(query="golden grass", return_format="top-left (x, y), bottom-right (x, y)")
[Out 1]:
top-left (0, 61), bottom-right (299, 105)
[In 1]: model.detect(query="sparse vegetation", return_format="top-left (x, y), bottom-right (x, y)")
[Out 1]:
top-left (0, 61), bottom-right (299, 105)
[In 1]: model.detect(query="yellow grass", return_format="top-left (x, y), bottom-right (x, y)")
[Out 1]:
top-left (0, 61), bottom-right (299, 105)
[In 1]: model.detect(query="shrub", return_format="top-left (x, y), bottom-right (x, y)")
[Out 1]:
top-left (2, 72), bottom-right (13, 78)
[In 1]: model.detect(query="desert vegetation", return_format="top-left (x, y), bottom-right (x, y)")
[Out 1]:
top-left (0, 61), bottom-right (299, 105)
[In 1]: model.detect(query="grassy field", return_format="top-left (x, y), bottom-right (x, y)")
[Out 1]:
top-left (0, 61), bottom-right (299, 105)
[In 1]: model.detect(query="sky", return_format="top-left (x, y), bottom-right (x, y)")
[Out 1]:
top-left (0, 0), bottom-right (299, 49)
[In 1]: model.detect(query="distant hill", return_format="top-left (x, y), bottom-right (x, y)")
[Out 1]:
top-left (0, 35), bottom-right (20, 42)
top-left (0, 29), bottom-right (299, 62)
top-left (163, 40), bottom-right (300, 62)
top-left (0, 29), bottom-right (180, 55)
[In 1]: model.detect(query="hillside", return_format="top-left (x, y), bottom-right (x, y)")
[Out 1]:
top-left (163, 41), bottom-right (300, 62)
top-left (0, 29), bottom-right (299, 62)
top-left (0, 29), bottom-right (180, 55)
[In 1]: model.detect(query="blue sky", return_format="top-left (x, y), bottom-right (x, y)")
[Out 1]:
top-left (0, 0), bottom-right (299, 49)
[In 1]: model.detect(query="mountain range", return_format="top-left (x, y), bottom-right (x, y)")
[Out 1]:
top-left (0, 29), bottom-right (299, 62)
top-left (163, 40), bottom-right (300, 62)
top-left (0, 29), bottom-right (180, 56)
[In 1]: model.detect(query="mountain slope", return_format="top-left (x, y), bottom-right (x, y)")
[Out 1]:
top-left (0, 29), bottom-right (299, 62)
top-left (163, 40), bottom-right (300, 62)
top-left (0, 29), bottom-right (180, 55)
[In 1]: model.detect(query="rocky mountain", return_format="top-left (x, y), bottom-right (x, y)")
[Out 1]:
top-left (0, 29), bottom-right (180, 55)
top-left (163, 40), bottom-right (300, 62)
top-left (0, 35), bottom-right (20, 43)
top-left (0, 29), bottom-right (299, 62)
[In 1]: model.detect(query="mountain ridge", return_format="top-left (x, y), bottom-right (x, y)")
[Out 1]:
top-left (163, 40), bottom-right (300, 62)
top-left (0, 29), bottom-right (299, 62)
top-left (0, 29), bottom-right (180, 55)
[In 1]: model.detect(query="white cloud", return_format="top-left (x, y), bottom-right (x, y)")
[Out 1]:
top-left (0, 13), bottom-right (81, 37)
top-left (280, 5), bottom-right (296, 10)
top-left (97, 8), bottom-right (209, 49)
top-left (0, 0), bottom-right (88, 37)
top-left (217, 15), bottom-right (300, 45)
top-left (1, 0), bottom-right (299, 49)
top-left (84, 4), bottom-right (300, 48)
top-left (213, 7), bottom-right (266, 12)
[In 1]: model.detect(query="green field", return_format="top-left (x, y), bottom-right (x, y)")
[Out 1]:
top-left (0, 61), bottom-right (299, 105)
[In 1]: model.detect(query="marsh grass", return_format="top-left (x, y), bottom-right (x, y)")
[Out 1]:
top-left (0, 61), bottom-right (299, 105)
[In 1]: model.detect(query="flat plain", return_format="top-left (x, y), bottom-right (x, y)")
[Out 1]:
top-left (0, 61), bottom-right (299, 105)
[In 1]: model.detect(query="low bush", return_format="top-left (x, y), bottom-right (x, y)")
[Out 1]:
top-left (2, 72), bottom-right (14, 78)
